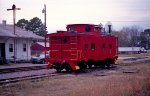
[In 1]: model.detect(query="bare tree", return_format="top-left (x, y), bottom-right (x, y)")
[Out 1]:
top-left (112, 25), bottom-right (143, 47)
top-left (112, 31), bottom-right (130, 47)
top-left (120, 25), bottom-right (142, 47)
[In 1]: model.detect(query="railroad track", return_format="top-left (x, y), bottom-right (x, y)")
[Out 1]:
top-left (0, 64), bottom-right (135, 85)
top-left (0, 58), bottom-right (150, 85)
top-left (0, 65), bottom-right (47, 74)
top-left (0, 72), bottom-right (58, 85)
top-left (0, 70), bottom-right (80, 85)
top-left (0, 66), bottom-right (116, 85)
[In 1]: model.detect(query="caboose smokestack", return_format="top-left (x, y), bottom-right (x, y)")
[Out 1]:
top-left (108, 24), bottom-right (111, 35)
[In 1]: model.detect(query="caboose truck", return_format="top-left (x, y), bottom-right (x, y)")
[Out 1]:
top-left (45, 24), bottom-right (118, 72)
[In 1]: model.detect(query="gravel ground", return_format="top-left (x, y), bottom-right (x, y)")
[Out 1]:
top-left (0, 69), bottom-right (56, 80)
top-left (0, 63), bottom-right (47, 69)
top-left (0, 61), bottom-right (150, 96)
top-left (0, 55), bottom-right (150, 96)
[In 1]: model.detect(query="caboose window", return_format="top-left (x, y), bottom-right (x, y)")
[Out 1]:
top-left (84, 44), bottom-right (88, 49)
top-left (85, 26), bottom-right (91, 32)
top-left (109, 44), bottom-right (112, 49)
top-left (94, 28), bottom-right (97, 32)
top-left (91, 43), bottom-right (95, 50)
top-left (102, 43), bottom-right (106, 50)
top-left (69, 26), bottom-right (74, 31)
top-left (63, 37), bottom-right (68, 43)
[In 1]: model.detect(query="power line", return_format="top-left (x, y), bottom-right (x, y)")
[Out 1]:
top-left (101, 20), bottom-right (150, 22)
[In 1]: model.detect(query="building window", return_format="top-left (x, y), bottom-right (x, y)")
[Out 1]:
top-left (84, 44), bottom-right (88, 49)
top-left (9, 44), bottom-right (13, 52)
top-left (91, 43), bottom-right (95, 50)
top-left (23, 44), bottom-right (26, 52)
top-left (102, 43), bottom-right (106, 50)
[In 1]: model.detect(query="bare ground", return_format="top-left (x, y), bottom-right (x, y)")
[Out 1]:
top-left (0, 62), bottom-right (150, 96)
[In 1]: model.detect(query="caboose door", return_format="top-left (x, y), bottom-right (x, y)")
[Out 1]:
top-left (50, 35), bottom-right (78, 63)
top-left (61, 36), bottom-right (71, 60)
top-left (61, 36), bottom-right (78, 61)
top-left (50, 36), bottom-right (62, 60)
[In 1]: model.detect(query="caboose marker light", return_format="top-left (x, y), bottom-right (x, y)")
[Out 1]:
top-left (7, 4), bottom-right (21, 63)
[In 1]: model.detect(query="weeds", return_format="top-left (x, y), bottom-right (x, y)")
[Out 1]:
top-left (0, 62), bottom-right (150, 96)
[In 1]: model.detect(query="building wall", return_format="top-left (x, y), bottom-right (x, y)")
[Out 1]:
top-left (16, 38), bottom-right (32, 61)
top-left (5, 38), bottom-right (14, 60)
top-left (0, 44), bottom-right (1, 57)
top-left (5, 38), bottom-right (32, 61)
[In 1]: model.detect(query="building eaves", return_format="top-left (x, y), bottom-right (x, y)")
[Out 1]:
top-left (0, 24), bottom-right (44, 40)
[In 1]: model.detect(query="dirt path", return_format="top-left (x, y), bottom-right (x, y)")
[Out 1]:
top-left (0, 62), bottom-right (150, 96)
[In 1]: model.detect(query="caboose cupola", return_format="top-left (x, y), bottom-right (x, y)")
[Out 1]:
top-left (66, 24), bottom-right (102, 34)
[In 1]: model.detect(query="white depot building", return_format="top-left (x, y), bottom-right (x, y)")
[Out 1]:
top-left (0, 21), bottom-right (44, 64)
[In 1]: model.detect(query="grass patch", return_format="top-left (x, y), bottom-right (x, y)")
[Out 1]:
top-left (0, 62), bottom-right (150, 96)
top-left (119, 52), bottom-right (150, 57)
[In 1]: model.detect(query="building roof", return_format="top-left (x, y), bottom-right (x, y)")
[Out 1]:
top-left (0, 24), bottom-right (44, 40)
top-left (118, 47), bottom-right (142, 52)
top-left (31, 42), bottom-right (49, 51)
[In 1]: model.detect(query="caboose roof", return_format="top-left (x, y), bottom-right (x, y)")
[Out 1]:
top-left (50, 31), bottom-right (93, 37)
top-left (67, 24), bottom-right (95, 26)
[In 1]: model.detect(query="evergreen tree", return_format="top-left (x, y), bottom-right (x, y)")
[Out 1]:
top-left (16, 18), bottom-right (28, 29)
top-left (16, 17), bottom-right (47, 37)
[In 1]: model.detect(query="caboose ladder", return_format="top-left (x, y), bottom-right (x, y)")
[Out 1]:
top-left (70, 35), bottom-right (78, 60)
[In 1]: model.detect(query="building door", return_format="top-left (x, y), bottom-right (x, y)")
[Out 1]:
top-left (0, 43), bottom-right (6, 64)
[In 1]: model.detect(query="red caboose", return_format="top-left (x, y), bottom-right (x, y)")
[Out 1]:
top-left (45, 24), bottom-right (118, 72)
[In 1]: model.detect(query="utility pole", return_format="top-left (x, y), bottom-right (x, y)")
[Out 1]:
top-left (42, 4), bottom-right (47, 63)
top-left (7, 4), bottom-right (21, 63)
top-left (42, 4), bottom-right (47, 33)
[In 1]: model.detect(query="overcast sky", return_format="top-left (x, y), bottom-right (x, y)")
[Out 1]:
top-left (0, 0), bottom-right (150, 33)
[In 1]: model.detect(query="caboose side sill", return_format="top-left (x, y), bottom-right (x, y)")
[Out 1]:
top-left (47, 56), bottom-right (118, 72)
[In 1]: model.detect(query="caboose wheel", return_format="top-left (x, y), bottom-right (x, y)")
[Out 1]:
top-left (77, 60), bottom-right (87, 71)
top-left (88, 64), bottom-right (92, 69)
top-left (65, 67), bottom-right (72, 72)
top-left (105, 60), bottom-right (111, 69)
top-left (94, 61), bottom-right (100, 68)
top-left (87, 60), bottom-right (93, 69)
top-left (53, 62), bottom-right (62, 73)
top-left (64, 63), bottom-right (73, 72)
top-left (56, 68), bottom-right (61, 73)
